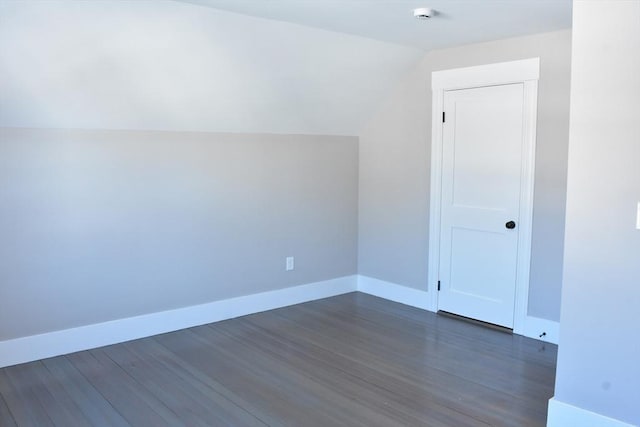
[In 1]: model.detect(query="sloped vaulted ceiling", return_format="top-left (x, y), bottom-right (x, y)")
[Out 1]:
top-left (0, 0), bottom-right (423, 135)
top-left (0, 0), bottom-right (571, 135)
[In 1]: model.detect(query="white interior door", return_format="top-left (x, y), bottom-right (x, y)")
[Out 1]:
top-left (438, 83), bottom-right (525, 328)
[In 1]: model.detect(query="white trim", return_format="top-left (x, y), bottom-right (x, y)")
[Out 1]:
top-left (0, 275), bottom-right (357, 368)
top-left (547, 398), bottom-right (635, 427)
top-left (357, 275), bottom-right (431, 311)
top-left (428, 58), bottom-right (540, 335)
top-left (512, 78), bottom-right (538, 334)
top-left (1, 274), bottom-right (560, 369)
top-left (427, 84), bottom-right (444, 313)
top-left (432, 58), bottom-right (540, 91)
top-left (523, 315), bottom-right (559, 344)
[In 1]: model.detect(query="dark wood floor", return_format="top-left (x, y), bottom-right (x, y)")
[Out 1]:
top-left (0, 292), bottom-right (557, 427)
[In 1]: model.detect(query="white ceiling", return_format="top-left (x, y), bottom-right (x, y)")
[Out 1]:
top-left (180, 0), bottom-right (572, 51)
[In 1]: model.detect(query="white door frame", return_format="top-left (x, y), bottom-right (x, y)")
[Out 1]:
top-left (427, 58), bottom-right (540, 335)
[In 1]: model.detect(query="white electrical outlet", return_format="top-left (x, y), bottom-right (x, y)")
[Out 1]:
top-left (286, 256), bottom-right (294, 271)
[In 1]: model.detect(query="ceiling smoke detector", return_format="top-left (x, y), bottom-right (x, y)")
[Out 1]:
top-left (413, 7), bottom-right (434, 19)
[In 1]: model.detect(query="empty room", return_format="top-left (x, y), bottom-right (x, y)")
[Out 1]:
top-left (0, 0), bottom-right (638, 426)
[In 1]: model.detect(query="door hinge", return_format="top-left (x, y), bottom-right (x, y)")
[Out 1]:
top-left (442, 112), bottom-right (446, 123)
top-left (437, 280), bottom-right (441, 291)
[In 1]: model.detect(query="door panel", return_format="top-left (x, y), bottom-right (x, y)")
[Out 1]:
top-left (438, 84), bottom-right (524, 328)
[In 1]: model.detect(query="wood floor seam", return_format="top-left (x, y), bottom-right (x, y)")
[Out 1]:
top-left (271, 303), bottom-right (542, 405)
top-left (59, 355), bottom-right (133, 427)
top-left (216, 319), bottom-right (494, 427)
top-left (151, 334), bottom-right (280, 427)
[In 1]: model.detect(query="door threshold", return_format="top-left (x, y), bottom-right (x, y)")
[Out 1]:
top-left (437, 311), bottom-right (513, 334)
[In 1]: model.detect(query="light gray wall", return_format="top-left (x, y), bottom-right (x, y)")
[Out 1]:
top-left (0, 128), bottom-right (359, 341)
top-left (553, 1), bottom-right (640, 425)
top-left (358, 30), bottom-right (572, 322)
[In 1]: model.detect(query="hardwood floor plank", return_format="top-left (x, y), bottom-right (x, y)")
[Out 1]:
top-left (0, 366), bottom-right (54, 427)
top-left (67, 350), bottom-right (182, 427)
top-left (0, 387), bottom-right (18, 427)
top-left (336, 293), bottom-right (555, 365)
top-left (1, 292), bottom-right (557, 427)
top-left (212, 316), bottom-right (491, 427)
top-left (40, 356), bottom-right (131, 427)
top-left (265, 297), bottom-right (552, 425)
top-left (156, 327), bottom-right (381, 427)
top-left (196, 323), bottom-right (473, 427)
top-left (4, 361), bottom-right (92, 427)
top-left (132, 336), bottom-right (275, 426)
top-left (301, 293), bottom-right (556, 389)
top-left (102, 340), bottom-right (267, 426)
top-left (267, 310), bottom-right (530, 425)
top-left (312, 302), bottom-right (551, 398)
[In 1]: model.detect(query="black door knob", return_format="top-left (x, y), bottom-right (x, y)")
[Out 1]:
top-left (505, 221), bottom-right (516, 230)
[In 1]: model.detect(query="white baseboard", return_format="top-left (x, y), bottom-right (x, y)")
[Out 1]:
top-left (547, 398), bottom-right (636, 427)
top-left (357, 275), bottom-right (559, 344)
top-left (0, 275), bottom-right (357, 368)
top-left (357, 275), bottom-right (431, 311)
top-left (523, 315), bottom-right (560, 344)
top-left (0, 273), bottom-right (560, 368)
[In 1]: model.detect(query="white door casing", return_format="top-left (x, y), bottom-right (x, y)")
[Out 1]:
top-left (427, 58), bottom-right (539, 334)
